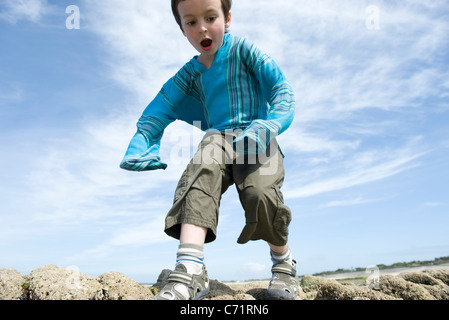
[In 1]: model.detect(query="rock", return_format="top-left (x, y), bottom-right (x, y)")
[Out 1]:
top-left (316, 280), bottom-right (398, 300)
top-left (2, 265), bottom-right (449, 300)
top-left (301, 275), bottom-right (396, 300)
top-left (300, 275), bottom-right (336, 300)
top-left (0, 269), bottom-right (26, 300)
top-left (28, 265), bottom-right (104, 300)
top-left (301, 275), bottom-right (335, 288)
top-left (302, 270), bottom-right (449, 300)
top-left (207, 279), bottom-right (253, 300)
top-left (399, 271), bottom-right (449, 300)
top-left (152, 269), bottom-right (172, 289)
top-left (400, 272), bottom-right (444, 286)
top-left (208, 292), bottom-right (256, 300)
top-left (378, 274), bottom-right (436, 300)
top-left (423, 269), bottom-right (449, 285)
top-left (97, 272), bottom-right (154, 300)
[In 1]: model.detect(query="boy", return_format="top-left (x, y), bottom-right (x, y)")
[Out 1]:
top-left (120, 0), bottom-right (297, 300)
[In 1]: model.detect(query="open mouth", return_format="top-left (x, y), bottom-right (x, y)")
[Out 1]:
top-left (200, 39), bottom-right (213, 50)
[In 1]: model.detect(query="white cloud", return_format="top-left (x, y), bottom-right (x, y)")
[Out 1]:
top-left (23, 111), bottom-right (190, 226)
top-left (284, 138), bottom-right (428, 199)
top-left (82, 0), bottom-right (449, 124)
top-left (82, 0), bottom-right (195, 103)
top-left (73, 214), bottom-right (173, 259)
top-left (0, 82), bottom-right (23, 106)
top-left (0, 0), bottom-right (48, 23)
top-left (243, 262), bottom-right (267, 274)
top-left (107, 217), bottom-right (171, 247)
top-left (423, 202), bottom-right (445, 208)
top-left (321, 197), bottom-right (382, 208)
top-left (278, 128), bottom-right (361, 156)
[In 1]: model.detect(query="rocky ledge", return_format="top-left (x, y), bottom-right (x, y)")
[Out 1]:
top-left (1, 264), bottom-right (448, 300)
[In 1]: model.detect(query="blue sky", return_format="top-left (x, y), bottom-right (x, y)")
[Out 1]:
top-left (1, 0), bottom-right (448, 283)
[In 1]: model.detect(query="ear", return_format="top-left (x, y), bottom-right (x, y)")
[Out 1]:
top-left (225, 11), bottom-right (232, 28)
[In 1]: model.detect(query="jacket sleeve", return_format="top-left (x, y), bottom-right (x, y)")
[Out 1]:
top-left (233, 40), bottom-right (295, 154)
top-left (120, 65), bottom-right (209, 171)
top-left (120, 83), bottom-right (177, 171)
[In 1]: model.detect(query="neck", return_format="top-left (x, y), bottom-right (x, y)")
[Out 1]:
top-left (197, 54), bottom-right (215, 69)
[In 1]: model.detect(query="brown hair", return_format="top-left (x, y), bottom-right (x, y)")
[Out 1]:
top-left (171, 0), bottom-right (232, 31)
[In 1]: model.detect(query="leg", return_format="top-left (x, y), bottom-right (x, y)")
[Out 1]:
top-left (233, 141), bottom-right (291, 245)
top-left (154, 134), bottom-right (233, 300)
top-left (178, 223), bottom-right (207, 275)
top-left (268, 242), bottom-right (294, 267)
top-left (180, 223), bottom-right (207, 246)
top-left (268, 242), bottom-right (289, 254)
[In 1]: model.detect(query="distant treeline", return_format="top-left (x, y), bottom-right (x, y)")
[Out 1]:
top-left (313, 256), bottom-right (449, 276)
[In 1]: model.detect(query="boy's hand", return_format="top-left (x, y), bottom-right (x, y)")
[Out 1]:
top-left (233, 120), bottom-right (276, 155)
top-left (120, 154), bottom-right (167, 171)
top-left (233, 131), bottom-right (268, 155)
top-left (120, 133), bottom-right (167, 171)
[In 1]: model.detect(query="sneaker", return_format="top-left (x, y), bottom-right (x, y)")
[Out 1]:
top-left (265, 260), bottom-right (299, 300)
top-left (152, 264), bottom-right (210, 300)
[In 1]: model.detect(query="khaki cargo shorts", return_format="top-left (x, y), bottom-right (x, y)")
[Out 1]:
top-left (164, 132), bottom-right (292, 246)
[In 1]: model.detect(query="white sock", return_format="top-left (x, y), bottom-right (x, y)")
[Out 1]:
top-left (270, 246), bottom-right (294, 267)
top-left (176, 243), bottom-right (204, 275)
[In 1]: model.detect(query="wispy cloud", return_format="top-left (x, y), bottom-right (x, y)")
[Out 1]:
top-left (321, 197), bottom-right (384, 208)
top-left (243, 262), bottom-right (267, 274)
top-left (23, 111), bottom-right (188, 226)
top-left (0, 82), bottom-right (23, 106)
top-left (0, 0), bottom-right (48, 23)
top-left (423, 202), bottom-right (445, 208)
top-left (81, 0), bottom-right (194, 102)
top-left (70, 214), bottom-right (173, 262)
top-left (284, 138), bottom-right (428, 199)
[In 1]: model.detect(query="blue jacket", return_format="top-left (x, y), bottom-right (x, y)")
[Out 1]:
top-left (120, 33), bottom-right (295, 171)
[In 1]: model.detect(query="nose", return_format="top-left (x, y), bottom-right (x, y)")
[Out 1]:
top-left (198, 21), bottom-right (207, 34)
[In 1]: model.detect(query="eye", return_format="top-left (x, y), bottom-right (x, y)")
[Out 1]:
top-left (207, 16), bottom-right (216, 22)
top-left (186, 20), bottom-right (196, 26)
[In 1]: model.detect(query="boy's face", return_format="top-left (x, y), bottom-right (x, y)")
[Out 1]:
top-left (178, 0), bottom-right (231, 67)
